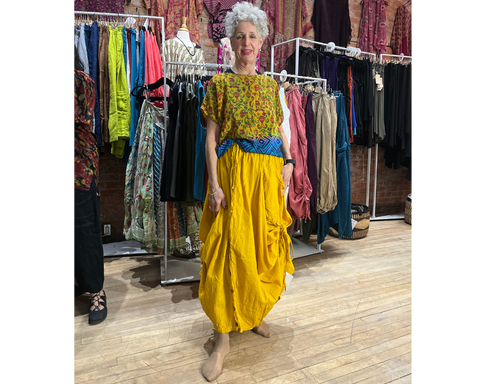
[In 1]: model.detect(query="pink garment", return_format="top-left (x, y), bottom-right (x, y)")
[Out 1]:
top-left (286, 88), bottom-right (312, 221)
top-left (144, 31), bottom-right (165, 108)
top-left (357, 0), bottom-right (387, 55)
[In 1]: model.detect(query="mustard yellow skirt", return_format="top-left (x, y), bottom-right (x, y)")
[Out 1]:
top-left (199, 143), bottom-right (295, 333)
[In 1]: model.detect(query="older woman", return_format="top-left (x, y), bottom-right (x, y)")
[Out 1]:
top-left (198, 2), bottom-right (296, 381)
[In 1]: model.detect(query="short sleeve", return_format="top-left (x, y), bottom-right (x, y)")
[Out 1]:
top-left (201, 76), bottom-right (224, 128)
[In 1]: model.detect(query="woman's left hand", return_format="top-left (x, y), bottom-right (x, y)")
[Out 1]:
top-left (281, 163), bottom-right (294, 195)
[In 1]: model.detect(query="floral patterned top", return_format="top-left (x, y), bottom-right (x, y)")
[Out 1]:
top-left (200, 72), bottom-right (284, 158)
top-left (75, 70), bottom-right (99, 195)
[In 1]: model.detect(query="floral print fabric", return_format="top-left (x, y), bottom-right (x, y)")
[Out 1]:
top-left (200, 73), bottom-right (284, 157)
top-left (124, 100), bottom-right (201, 252)
top-left (75, 70), bottom-right (99, 194)
top-left (144, 0), bottom-right (203, 46)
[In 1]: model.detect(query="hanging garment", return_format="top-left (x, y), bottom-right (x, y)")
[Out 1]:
top-left (391, 4), bottom-right (412, 56)
top-left (304, 93), bottom-right (318, 215)
top-left (357, 0), bottom-right (387, 55)
top-left (108, 26), bottom-right (131, 159)
top-left (260, 0), bottom-right (313, 72)
top-left (144, 30), bottom-right (165, 108)
top-left (320, 53), bottom-right (339, 91)
top-left (160, 83), bottom-right (179, 202)
top-left (123, 101), bottom-right (159, 247)
top-left (204, 0), bottom-right (255, 41)
top-left (170, 83), bottom-right (186, 200)
top-left (77, 23), bottom-right (90, 75)
top-left (74, 0), bottom-right (124, 13)
top-left (98, 25), bottom-right (110, 145)
top-left (373, 63), bottom-right (386, 141)
top-left (311, 0), bottom-right (351, 48)
top-left (164, 0), bottom-right (204, 45)
top-left (124, 100), bottom-right (199, 252)
top-left (317, 92), bottom-right (352, 243)
top-left (129, 28), bottom-right (139, 146)
top-left (279, 86), bottom-right (291, 204)
top-left (84, 21), bottom-right (102, 147)
top-left (184, 82), bottom-right (198, 204)
top-left (312, 93), bottom-right (337, 214)
top-left (286, 87), bottom-right (312, 221)
top-left (143, 0), bottom-right (166, 52)
top-left (164, 37), bottom-right (206, 79)
top-left (383, 62), bottom-right (411, 171)
top-left (193, 80), bottom-right (207, 201)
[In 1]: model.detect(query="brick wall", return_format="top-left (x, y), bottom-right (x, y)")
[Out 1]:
top-left (101, 0), bottom-right (411, 241)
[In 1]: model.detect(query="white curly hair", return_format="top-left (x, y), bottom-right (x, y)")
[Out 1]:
top-left (224, 2), bottom-right (269, 40)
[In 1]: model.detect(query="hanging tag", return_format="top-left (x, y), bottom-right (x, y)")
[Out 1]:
top-left (351, 218), bottom-right (358, 229)
top-left (144, 18), bottom-right (149, 29)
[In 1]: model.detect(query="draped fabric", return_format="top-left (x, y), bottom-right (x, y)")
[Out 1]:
top-left (357, 0), bottom-right (387, 55)
top-left (311, 0), bottom-right (351, 48)
top-left (391, 4), bottom-right (412, 56)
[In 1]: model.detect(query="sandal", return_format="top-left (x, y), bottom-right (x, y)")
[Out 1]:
top-left (89, 290), bottom-right (107, 325)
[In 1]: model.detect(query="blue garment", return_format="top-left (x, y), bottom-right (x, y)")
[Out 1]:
top-left (137, 30), bottom-right (145, 88)
top-left (129, 29), bottom-right (146, 146)
top-left (129, 28), bottom-right (139, 146)
top-left (317, 93), bottom-right (352, 244)
top-left (216, 137), bottom-right (284, 159)
top-left (84, 22), bottom-right (102, 146)
top-left (193, 81), bottom-right (206, 201)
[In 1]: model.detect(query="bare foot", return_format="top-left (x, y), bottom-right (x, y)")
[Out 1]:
top-left (202, 332), bottom-right (230, 382)
top-left (252, 322), bottom-right (271, 338)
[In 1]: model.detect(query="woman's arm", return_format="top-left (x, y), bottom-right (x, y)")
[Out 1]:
top-left (278, 124), bottom-right (294, 194)
top-left (205, 117), bottom-right (227, 216)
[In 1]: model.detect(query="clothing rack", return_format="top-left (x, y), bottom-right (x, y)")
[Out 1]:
top-left (263, 71), bottom-right (327, 94)
top-left (75, 11), bottom-right (177, 285)
top-left (165, 61), bottom-right (232, 77)
top-left (165, 61), bottom-right (232, 69)
top-left (157, 60), bottom-right (233, 285)
top-left (270, 37), bottom-right (376, 83)
top-left (366, 53), bottom-right (412, 220)
top-left (264, 69), bottom-right (326, 255)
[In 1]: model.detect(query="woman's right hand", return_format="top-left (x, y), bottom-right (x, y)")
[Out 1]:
top-left (208, 187), bottom-right (227, 217)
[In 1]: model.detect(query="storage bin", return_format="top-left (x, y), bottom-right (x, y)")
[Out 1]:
top-left (329, 204), bottom-right (370, 239)
top-left (405, 194), bottom-right (412, 225)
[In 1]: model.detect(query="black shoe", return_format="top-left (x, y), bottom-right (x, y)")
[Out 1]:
top-left (89, 290), bottom-right (107, 325)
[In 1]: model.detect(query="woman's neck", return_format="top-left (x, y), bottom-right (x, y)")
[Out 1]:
top-left (232, 61), bottom-right (257, 75)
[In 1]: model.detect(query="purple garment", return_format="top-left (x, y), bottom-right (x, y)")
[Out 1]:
top-left (203, 0), bottom-right (255, 42)
top-left (304, 93), bottom-right (318, 215)
top-left (321, 54), bottom-right (339, 91)
top-left (74, 0), bottom-right (124, 13)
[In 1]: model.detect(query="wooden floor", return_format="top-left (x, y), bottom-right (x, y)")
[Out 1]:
top-left (74, 220), bottom-right (412, 384)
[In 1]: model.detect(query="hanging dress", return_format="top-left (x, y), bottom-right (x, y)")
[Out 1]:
top-left (199, 72), bottom-right (294, 333)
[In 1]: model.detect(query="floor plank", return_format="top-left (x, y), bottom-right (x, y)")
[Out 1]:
top-left (75, 220), bottom-right (411, 384)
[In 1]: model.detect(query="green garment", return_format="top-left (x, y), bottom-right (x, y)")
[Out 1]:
top-left (108, 26), bottom-right (130, 158)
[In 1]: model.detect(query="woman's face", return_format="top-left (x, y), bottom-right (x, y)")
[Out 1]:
top-left (231, 21), bottom-right (263, 67)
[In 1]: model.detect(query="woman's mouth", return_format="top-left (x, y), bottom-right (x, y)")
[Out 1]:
top-left (242, 49), bottom-right (253, 55)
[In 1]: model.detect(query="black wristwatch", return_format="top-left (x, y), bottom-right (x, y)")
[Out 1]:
top-left (284, 159), bottom-right (296, 169)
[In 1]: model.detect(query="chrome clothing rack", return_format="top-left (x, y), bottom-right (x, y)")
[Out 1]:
top-left (367, 53), bottom-right (412, 220)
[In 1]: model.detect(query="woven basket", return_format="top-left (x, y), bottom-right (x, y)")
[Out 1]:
top-left (329, 204), bottom-right (370, 240)
top-left (405, 194), bottom-right (412, 225)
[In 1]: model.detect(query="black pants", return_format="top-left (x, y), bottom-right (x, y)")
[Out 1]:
top-left (75, 184), bottom-right (104, 293)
